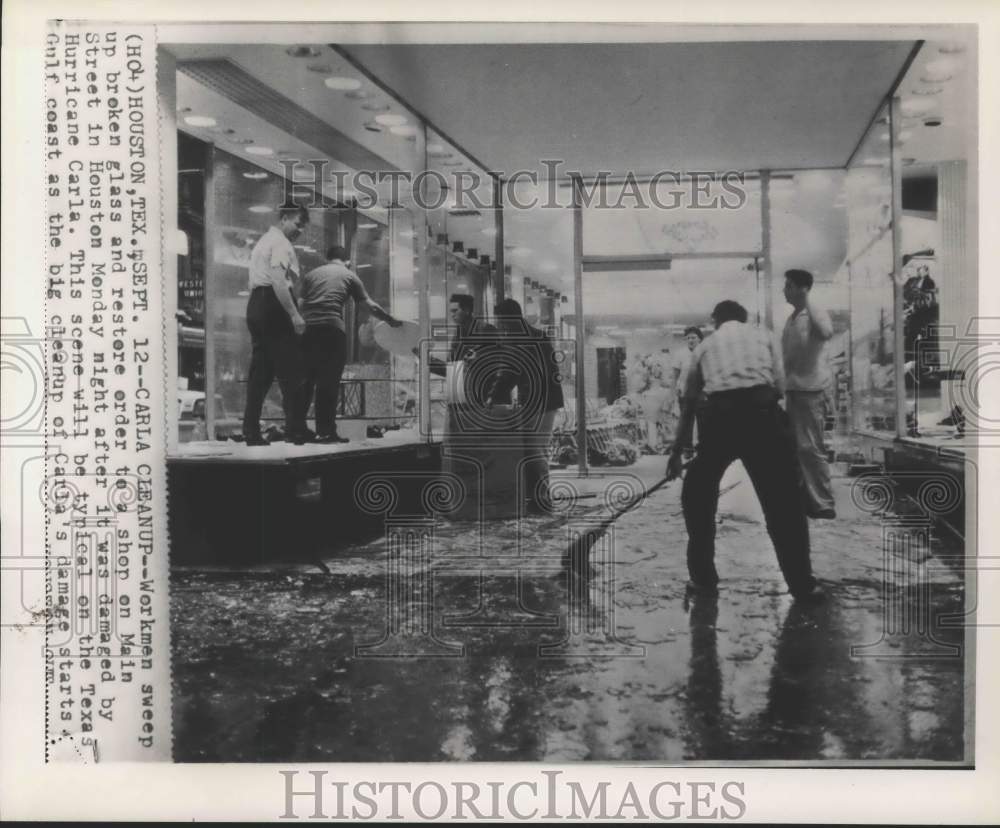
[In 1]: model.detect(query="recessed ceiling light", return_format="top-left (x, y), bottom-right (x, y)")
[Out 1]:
top-left (375, 113), bottom-right (408, 127)
top-left (901, 97), bottom-right (935, 116)
top-left (390, 124), bottom-right (419, 137)
top-left (912, 86), bottom-right (943, 96)
top-left (362, 101), bottom-right (391, 112)
top-left (925, 57), bottom-right (959, 76)
top-left (242, 171), bottom-right (268, 180)
top-left (358, 222), bottom-right (378, 230)
top-left (920, 72), bottom-right (952, 84)
top-left (286, 46), bottom-right (321, 58)
top-left (246, 146), bottom-right (274, 156)
top-left (324, 76), bottom-right (362, 91)
top-left (184, 115), bottom-right (217, 128)
top-left (922, 116), bottom-right (943, 127)
top-left (249, 205), bottom-right (273, 213)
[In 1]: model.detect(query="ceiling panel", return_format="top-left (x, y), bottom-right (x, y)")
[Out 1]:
top-left (340, 41), bottom-right (917, 175)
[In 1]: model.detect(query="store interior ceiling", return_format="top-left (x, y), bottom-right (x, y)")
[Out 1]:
top-left (165, 33), bottom-right (973, 314)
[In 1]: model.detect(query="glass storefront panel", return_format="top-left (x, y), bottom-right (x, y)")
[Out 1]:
top-left (846, 102), bottom-right (897, 435)
top-left (174, 44), bottom-right (429, 442)
top-left (503, 178), bottom-right (577, 462)
top-left (581, 176), bottom-right (762, 258)
top-left (893, 39), bottom-right (975, 441)
top-left (770, 169), bottom-right (851, 433)
top-left (205, 147), bottom-right (344, 438)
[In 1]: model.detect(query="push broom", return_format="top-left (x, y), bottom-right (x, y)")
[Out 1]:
top-left (563, 460), bottom-right (691, 576)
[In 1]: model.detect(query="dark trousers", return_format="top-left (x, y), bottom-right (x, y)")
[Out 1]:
top-left (242, 287), bottom-right (306, 438)
top-left (301, 325), bottom-right (348, 436)
top-left (680, 386), bottom-right (815, 595)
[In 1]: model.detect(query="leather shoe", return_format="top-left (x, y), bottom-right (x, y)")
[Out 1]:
top-left (791, 584), bottom-right (827, 604)
top-left (316, 433), bottom-right (349, 444)
top-left (244, 435), bottom-right (270, 447)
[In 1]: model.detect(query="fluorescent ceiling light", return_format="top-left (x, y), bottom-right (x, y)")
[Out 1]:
top-left (184, 115), bottom-right (217, 128)
top-left (242, 171), bottom-right (268, 180)
top-left (249, 205), bottom-right (273, 213)
top-left (246, 146), bottom-right (275, 156)
top-left (324, 76), bottom-right (362, 91)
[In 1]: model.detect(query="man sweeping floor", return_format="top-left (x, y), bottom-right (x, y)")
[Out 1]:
top-left (666, 300), bottom-right (824, 603)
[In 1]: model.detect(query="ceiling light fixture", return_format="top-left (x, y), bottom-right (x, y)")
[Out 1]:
top-left (245, 146), bottom-right (274, 156)
top-left (324, 76), bottom-right (362, 91)
top-left (248, 205), bottom-right (273, 213)
top-left (375, 113), bottom-right (408, 127)
top-left (358, 222), bottom-right (378, 230)
top-left (390, 124), bottom-right (419, 137)
top-left (286, 46), bottom-right (321, 58)
top-left (912, 86), bottom-right (943, 96)
top-left (901, 97), bottom-right (936, 116)
top-left (184, 115), bottom-right (217, 128)
top-left (242, 171), bottom-right (268, 180)
top-left (924, 57), bottom-right (959, 76)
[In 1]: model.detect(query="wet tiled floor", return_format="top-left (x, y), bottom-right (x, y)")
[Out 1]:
top-left (171, 458), bottom-right (968, 763)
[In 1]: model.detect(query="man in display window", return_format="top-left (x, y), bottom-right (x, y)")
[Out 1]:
top-left (298, 245), bottom-right (401, 443)
top-left (241, 202), bottom-right (311, 446)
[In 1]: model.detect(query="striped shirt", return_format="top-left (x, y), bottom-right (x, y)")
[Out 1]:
top-left (682, 320), bottom-right (785, 400)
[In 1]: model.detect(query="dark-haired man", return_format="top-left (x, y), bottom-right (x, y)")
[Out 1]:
top-left (489, 298), bottom-right (565, 513)
top-left (667, 300), bottom-right (822, 603)
top-left (672, 325), bottom-right (705, 454)
top-left (426, 294), bottom-right (498, 407)
top-left (298, 245), bottom-right (401, 443)
top-left (782, 268), bottom-right (836, 519)
top-left (242, 203), bottom-right (311, 446)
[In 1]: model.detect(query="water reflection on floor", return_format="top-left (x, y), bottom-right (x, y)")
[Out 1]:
top-left (171, 464), bottom-right (967, 763)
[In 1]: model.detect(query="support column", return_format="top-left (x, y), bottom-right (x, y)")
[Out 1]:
top-left (890, 96), bottom-right (907, 440)
top-left (759, 170), bottom-right (774, 331)
top-left (493, 175), bottom-right (505, 304)
top-left (571, 176), bottom-right (588, 475)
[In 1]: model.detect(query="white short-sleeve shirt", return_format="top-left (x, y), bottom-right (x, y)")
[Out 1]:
top-left (248, 225), bottom-right (299, 290)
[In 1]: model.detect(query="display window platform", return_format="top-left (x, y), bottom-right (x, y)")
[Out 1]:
top-left (167, 429), bottom-right (442, 566)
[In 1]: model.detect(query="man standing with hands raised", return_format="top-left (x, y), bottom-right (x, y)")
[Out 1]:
top-left (782, 268), bottom-right (836, 520)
